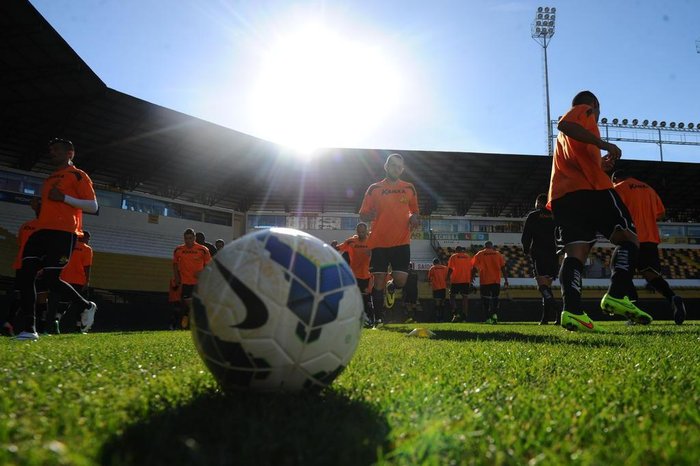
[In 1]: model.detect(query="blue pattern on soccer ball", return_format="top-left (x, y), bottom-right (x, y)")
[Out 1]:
top-left (319, 265), bottom-right (341, 293)
top-left (314, 291), bottom-right (344, 326)
top-left (292, 252), bottom-right (317, 291)
top-left (262, 233), bottom-right (293, 269)
top-left (287, 279), bottom-right (314, 324)
top-left (338, 262), bottom-right (355, 287)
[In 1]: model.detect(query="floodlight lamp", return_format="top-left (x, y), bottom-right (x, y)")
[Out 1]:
top-left (601, 117), bottom-right (608, 124)
top-left (544, 7), bottom-right (550, 12)
top-left (652, 120), bottom-right (658, 127)
top-left (538, 13), bottom-right (543, 19)
top-left (544, 13), bottom-right (549, 19)
top-left (679, 122), bottom-right (685, 129)
top-left (642, 119), bottom-right (649, 126)
top-left (551, 7), bottom-right (556, 12)
top-left (632, 119), bottom-right (638, 125)
top-left (550, 15), bottom-right (556, 21)
top-left (612, 118), bottom-right (619, 124)
top-left (688, 123), bottom-right (695, 129)
top-left (670, 122), bottom-right (676, 128)
top-left (697, 122), bottom-right (700, 128)
top-left (538, 6), bottom-right (543, 12)
top-left (622, 119), bottom-right (628, 125)
top-left (660, 121), bottom-right (666, 127)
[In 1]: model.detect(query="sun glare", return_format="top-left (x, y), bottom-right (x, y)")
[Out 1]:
top-left (249, 23), bottom-right (403, 157)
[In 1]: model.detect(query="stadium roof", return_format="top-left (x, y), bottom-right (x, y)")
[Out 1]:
top-left (2, 0), bottom-right (699, 220)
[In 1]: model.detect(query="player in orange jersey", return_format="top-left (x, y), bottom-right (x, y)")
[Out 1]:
top-left (446, 246), bottom-right (474, 322)
top-left (2, 198), bottom-right (41, 337)
top-left (612, 170), bottom-right (685, 324)
top-left (359, 153), bottom-right (420, 327)
top-left (56, 231), bottom-right (94, 333)
top-left (15, 139), bottom-right (98, 340)
top-left (173, 228), bottom-right (211, 329)
top-left (472, 242), bottom-right (508, 324)
top-left (338, 222), bottom-right (374, 326)
top-left (548, 91), bottom-right (651, 332)
top-left (427, 258), bottom-right (448, 321)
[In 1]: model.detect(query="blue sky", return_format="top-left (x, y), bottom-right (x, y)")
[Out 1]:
top-left (31, 0), bottom-right (700, 162)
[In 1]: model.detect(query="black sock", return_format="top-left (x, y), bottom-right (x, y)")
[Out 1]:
top-left (538, 284), bottom-right (557, 320)
top-left (609, 242), bottom-right (638, 298)
top-left (649, 276), bottom-right (675, 301)
top-left (371, 288), bottom-right (384, 321)
top-left (481, 297), bottom-right (490, 315)
top-left (560, 257), bottom-right (584, 314)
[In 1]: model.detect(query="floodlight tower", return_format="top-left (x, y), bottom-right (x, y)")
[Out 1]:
top-left (531, 6), bottom-right (557, 156)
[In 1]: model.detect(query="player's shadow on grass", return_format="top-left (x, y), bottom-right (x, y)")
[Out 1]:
top-left (100, 390), bottom-right (390, 466)
top-left (382, 326), bottom-right (617, 347)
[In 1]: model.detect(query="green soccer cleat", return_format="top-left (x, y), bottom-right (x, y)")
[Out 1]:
top-left (600, 294), bottom-right (652, 325)
top-left (384, 280), bottom-right (396, 309)
top-left (560, 311), bottom-right (604, 333)
top-left (484, 314), bottom-right (498, 324)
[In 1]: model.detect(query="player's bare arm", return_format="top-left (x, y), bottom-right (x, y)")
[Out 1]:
top-left (557, 121), bottom-right (622, 159)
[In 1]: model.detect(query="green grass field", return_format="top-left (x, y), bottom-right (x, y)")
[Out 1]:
top-left (2, 322), bottom-right (699, 465)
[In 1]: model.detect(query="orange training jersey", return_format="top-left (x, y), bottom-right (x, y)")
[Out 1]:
top-left (12, 219), bottom-right (39, 270)
top-left (472, 248), bottom-right (506, 286)
top-left (614, 178), bottom-right (664, 244)
top-left (338, 235), bottom-right (371, 280)
top-left (428, 264), bottom-right (448, 291)
top-left (447, 253), bottom-right (473, 284)
top-left (173, 243), bottom-right (211, 285)
top-left (38, 165), bottom-right (96, 234)
top-left (359, 178), bottom-right (419, 249)
top-left (60, 242), bottom-right (93, 285)
top-left (548, 104), bottom-right (613, 205)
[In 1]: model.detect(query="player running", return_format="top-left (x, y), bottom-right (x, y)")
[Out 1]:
top-left (472, 242), bottom-right (508, 324)
top-left (612, 170), bottom-right (686, 324)
top-left (173, 228), bottom-right (211, 329)
top-left (14, 138), bottom-right (98, 340)
top-left (427, 258), bottom-right (449, 321)
top-left (446, 246), bottom-right (473, 322)
top-left (522, 193), bottom-right (560, 325)
top-left (338, 222), bottom-right (374, 327)
top-left (548, 91), bottom-right (652, 332)
top-left (359, 153), bottom-right (420, 327)
top-left (57, 230), bottom-right (94, 333)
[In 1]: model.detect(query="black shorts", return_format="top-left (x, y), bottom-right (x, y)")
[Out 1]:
top-left (432, 289), bottom-right (446, 300)
top-left (22, 229), bottom-right (76, 270)
top-left (551, 189), bottom-right (635, 246)
top-left (181, 284), bottom-right (195, 299)
top-left (480, 283), bottom-right (501, 298)
top-left (356, 278), bottom-right (370, 294)
top-left (450, 283), bottom-right (471, 296)
top-left (370, 244), bottom-right (411, 274)
top-left (532, 253), bottom-right (559, 278)
top-left (637, 242), bottom-right (662, 274)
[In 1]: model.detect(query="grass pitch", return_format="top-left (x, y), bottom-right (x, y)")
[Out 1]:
top-left (1, 322), bottom-right (699, 465)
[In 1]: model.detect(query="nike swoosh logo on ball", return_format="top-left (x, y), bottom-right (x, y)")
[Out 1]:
top-left (214, 259), bottom-right (269, 329)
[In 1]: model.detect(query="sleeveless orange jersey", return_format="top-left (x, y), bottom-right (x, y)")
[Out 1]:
top-left (173, 243), bottom-right (211, 285)
top-left (12, 219), bottom-right (39, 270)
top-left (37, 165), bottom-right (96, 234)
top-left (472, 248), bottom-right (506, 286)
top-left (428, 264), bottom-right (448, 290)
top-left (614, 178), bottom-right (665, 243)
top-left (338, 235), bottom-right (371, 280)
top-left (60, 242), bottom-right (93, 285)
top-left (447, 253), bottom-right (473, 284)
top-left (360, 179), bottom-right (419, 249)
top-left (548, 104), bottom-right (613, 206)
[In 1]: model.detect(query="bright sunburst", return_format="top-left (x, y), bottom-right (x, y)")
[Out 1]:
top-left (249, 22), bottom-right (403, 157)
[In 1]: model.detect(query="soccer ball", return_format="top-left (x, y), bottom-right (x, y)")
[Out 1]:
top-left (191, 227), bottom-right (364, 392)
